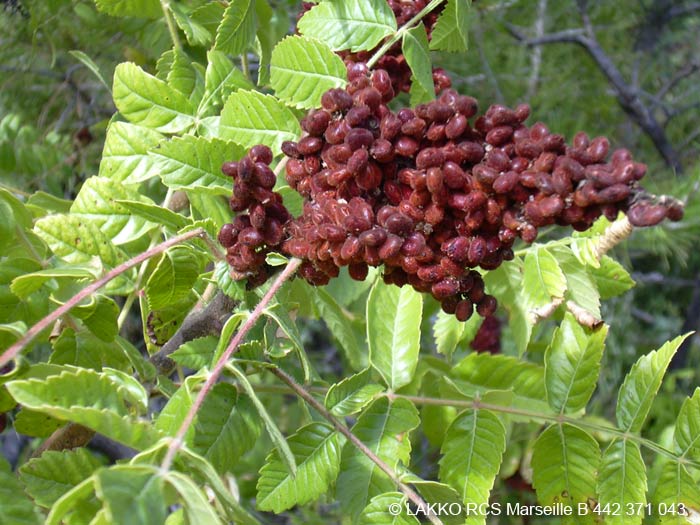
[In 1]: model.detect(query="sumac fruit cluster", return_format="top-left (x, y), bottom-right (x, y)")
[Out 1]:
top-left (219, 2), bottom-right (683, 321)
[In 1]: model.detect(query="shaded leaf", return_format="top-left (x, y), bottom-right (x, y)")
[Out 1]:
top-left (430, 0), bottom-right (470, 52)
top-left (597, 440), bottom-right (647, 525)
top-left (325, 368), bottom-right (384, 416)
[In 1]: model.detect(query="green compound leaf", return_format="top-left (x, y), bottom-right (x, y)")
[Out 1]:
top-left (439, 409), bottom-right (505, 525)
top-left (113, 63), bottom-right (195, 134)
top-left (402, 25), bottom-right (434, 100)
top-left (71, 176), bottom-right (158, 245)
top-left (597, 440), bottom-right (647, 525)
top-left (545, 313), bottom-right (608, 414)
top-left (192, 382), bottom-right (262, 474)
top-left (6, 369), bottom-right (160, 450)
top-left (0, 457), bottom-right (42, 525)
top-left (220, 90), bottom-right (300, 155)
top-left (33, 214), bottom-right (127, 268)
top-left (93, 0), bottom-right (161, 19)
top-left (257, 422), bottom-right (344, 512)
top-left (522, 246), bottom-right (567, 313)
top-left (337, 397), bottom-right (420, 519)
top-left (359, 493), bottom-right (419, 525)
top-left (150, 135), bottom-right (244, 195)
top-left (145, 247), bottom-right (201, 311)
top-left (115, 200), bottom-right (190, 231)
top-left (367, 279), bottom-right (423, 390)
top-left (215, 0), bottom-right (256, 55)
top-left (297, 0), bottom-right (397, 53)
top-left (325, 368), bottom-right (384, 417)
top-left (99, 122), bottom-right (163, 183)
top-left (673, 388), bottom-right (700, 461)
top-left (19, 449), bottom-right (103, 508)
top-left (96, 466), bottom-right (167, 525)
top-left (166, 51), bottom-right (205, 106)
top-left (531, 424), bottom-right (600, 520)
top-left (170, 336), bottom-right (217, 370)
top-left (270, 35), bottom-right (347, 109)
top-left (198, 50), bottom-right (253, 117)
top-left (430, 0), bottom-right (470, 52)
top-left (616, 334), bottom-right (690, 432)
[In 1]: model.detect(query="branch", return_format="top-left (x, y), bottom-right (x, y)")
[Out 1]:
top-left (159, 258), bottom-right (302, 472)
top-left (32, 423), bottom-right (95, 458)
top-left (269, 366), bottom-right (444, 525)
top-left (0, 228), bottom-right (208, 369)
top-left (507, 23), bottom-right (683, 173)
top-left (526, 0), bottom-right (548, 100)
top-left (149, 291), bottom-right (238, 377)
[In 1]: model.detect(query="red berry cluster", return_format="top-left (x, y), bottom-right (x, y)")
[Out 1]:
top-left (218, 146), bottom-right (291, 288)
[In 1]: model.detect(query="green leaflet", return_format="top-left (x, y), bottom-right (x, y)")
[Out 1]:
top-left (367, 279), bottom-right (423, 390)
top-left (674, 388), bottom-right (700, 461)
top-left (531, 424), bottom-right (600, 521)
top-left (170, 336), bottom-right (218, 370)
top-left (616, 334), bottom-right (690, 432)
top-left (220, 90), bottom-right (300, 154)
top-left (325, 368), bottom-right (384, 416)
top-left (483, 259), bottom-right (532, 355)
top-left (150, 135), bottom-right (243, 195)
top-left (590, 256), bottom-right (635, 299)
top-left (522, 246), bottom-right (567, 313)
top-left (439, 408), bottom-right (505, 525)
top-left (270, 35), bottom-right (347, 109)
top-left (359, 493), bottom-right (419, 525)
top-left (297, 0), bottom-right (397, 52)
top-left (0, 457), bottom-right (42, 525)
top-left (402, 25), bottom-right (434, 100)
top-left (315, 287), bottom-right (366, 370)
top-left (10, 266), bottom-right (95, 300)
top-left (170, 3), bottom-right (212, 47)
top-left (651, 462), bottom-right (700, 523)
top-left (257, 422), bottom-right (344, 512)
top-left (337, 397), bottom-right (420, 518)
top-left (113, 63), bottom-right (195, 133)
top-left (115, 200), bottom-right (190, 231)
top-left (215, 0), bottom-right (257, 55)
top-left (71, 176), bottom-right (159, 245)
top-left (551, 245), bottom-right (601, 321)
top-left (450, 352), bottom-right (548, 414)
top-left (98, 122), bottom-right (163, 183)
top-left (34, 214), bottom-right (128, 268)
top-left (226, 364), bottom-right (297, 476)
top-left (92, 0), bottom-right (161, 19)
top-left (19, 449), bottom-right (103, 508)
top-left (145, 247), bottom-right (202, 311)
top-left (433, 309), bottom-right (481, 359)
top-left (166, 50), bottom-right (206, 107)
top-left (192, 382), bottom-right (262, 474)
top-left (165, 471), bottom-right (223, 525)
top-left (545, 314), bottom-right (608, 414)
top-left (597, 440), bottom-right (647, 525)
top-left (96, 466), bottom-right (167, 525)
top-left (429, 0), bottom-right (470, 52)
top-left (198, 50), bottom-right (253, 117)
top-left (7, 369), bottom-right (160, 450)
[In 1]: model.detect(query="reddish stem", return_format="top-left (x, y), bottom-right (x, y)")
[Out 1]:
top-left (0, 228), bottom-right (207, 369)
top-left (159, 257), bottom-right (302, 471)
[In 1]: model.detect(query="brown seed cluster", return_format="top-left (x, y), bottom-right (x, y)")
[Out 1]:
top-left (218, 145), bottom-right (291, 288)
top-left (220, 0), bottom-right (683, 320)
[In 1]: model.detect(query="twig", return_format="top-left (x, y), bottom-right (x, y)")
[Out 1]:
top-left (160, 0), bottom-right (182, 51)
top-left (506, 21), bottom-right (683, 173)
top-left (0, 228), bottom-right (207, 369)
top-left (526, 0), bottom-right (547, 100)
top-left (149, 291), bottom-right (238, 378)
top-left (269, 366), bottom-right (444, 525)
top-left (31, 423), bottom-right (95, 458)
top-left (159, 258), bottom-right (302, 472)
